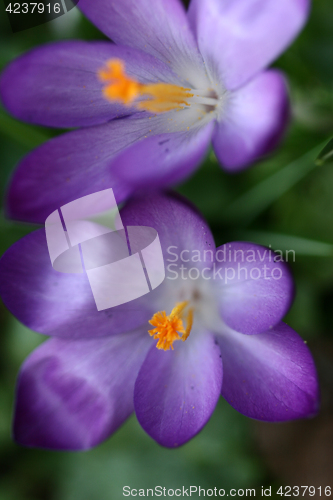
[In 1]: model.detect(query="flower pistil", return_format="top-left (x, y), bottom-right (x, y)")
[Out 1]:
top-left (148, 301), bottom-right (194, 351)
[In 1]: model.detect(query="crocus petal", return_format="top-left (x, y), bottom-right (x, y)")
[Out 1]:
top-left (134, 332), bottom-right (222, 447)
top-left (0, 229), bottom-right (155, 339)
top-left (108, 122), bottom-right (214, 198)
top-left (188, 0), bottom-right (310, 90)
top-left (79, 0), bottom-right (206, 85)
top-left (14, 329), bottom-right (151, 450)
top-left (214, 242), bottom-right (294, 335)
top-left (213, 70), bottom-right (289, 172)
top-left (6, 118), bottom-right (213, 225)
top-left (0, 41), bottom-right (180, 128)
top-left (6, 117), bottom-right (153, 224)
top-left (120, 191), bottom-right (215, 268)
top-left (217, 322), bottom-right (319, 421)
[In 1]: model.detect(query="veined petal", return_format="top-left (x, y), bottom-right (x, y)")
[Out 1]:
top-left (6, 118), bottom-right (213, 225)
top-left (134, 331), bottom-right (222, 447)
top-left (0, 41), bottom-right (180, 128)
top-left (13, 329), bottom-right (151, 450)
top-left (6, 117), bottom-right (152, 224)
top-left (214, 242), bottom-right (294, 335)
top-left (213, 70), bottom-right (289, 172)
top-left (108, 122), bottom-right (213, 200)
top-left (0, 229), bottom-right (155, 339)
top-left (188, 0), bottom-right (310, 90)
top-left (79, 0), bottom-right (207, 86)
top-left (217, 322), bottom-right (319, 421)
top-left (120, 192), bottom-right (215, 268)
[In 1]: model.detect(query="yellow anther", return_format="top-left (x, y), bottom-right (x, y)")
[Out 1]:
top-left (182, 308), bottom-right (193, 343)
top-left (98, 59), bottom-right (194, 113)
top-left (98, 59), bottom-right (141, 105)
top-left (148, 301), bottom-right (194, 351)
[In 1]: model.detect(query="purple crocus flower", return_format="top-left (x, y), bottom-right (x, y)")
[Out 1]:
top-left (0, 0), bottom-right (310, 224)
top-left (0, 192), bottom-right (319, 450)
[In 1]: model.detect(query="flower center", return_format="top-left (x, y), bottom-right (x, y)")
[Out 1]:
top-left (148, 301), bottom-right (194, 351)
top-left (98, 59), bottom-right (219, 114)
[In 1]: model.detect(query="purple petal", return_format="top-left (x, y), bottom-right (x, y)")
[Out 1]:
top-left (188, 0), bottom-right (310, 90)
top-left (79, 0), bottom-right (205, 83)
top-left (6, 117), bottom-right (150, 224)
top-left (0, 41), bottom-right (179, 128)
top-left (217, 322), bottom-right (319, 421)
top-left (14, 329), bottom-right (151, 450)
top-left (7, 118), bottom-right (212, 224)
top-left (214, 242), bottom-right (294, 335)
top-left (134, 332), bottom-right (222, 447)
top-left (213, 70), bottom-right (290, 172)
top-left (120, 191), bottom-right (215, 268)
top-left (0, 229), bottom-right (155, 339)
top-left (108, 122), bottom-right (213, 194)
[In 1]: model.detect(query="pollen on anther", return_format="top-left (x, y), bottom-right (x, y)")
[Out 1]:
top-left (98, 58), bottom-right (194, 114)
top-left (148, 301), bottom-right (194, 351)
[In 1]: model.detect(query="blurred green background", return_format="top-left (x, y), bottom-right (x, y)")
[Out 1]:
top-left (1, 1), bottom-right (333, 498)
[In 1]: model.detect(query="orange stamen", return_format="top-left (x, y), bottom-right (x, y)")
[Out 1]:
top-left (98, 60), bottom-right (141, 105)
top-left (148, 301), bottom-right (194, 351)
top-left (98, 59), bottom-right (194, 113)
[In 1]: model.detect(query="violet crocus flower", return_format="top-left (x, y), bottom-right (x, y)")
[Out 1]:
top-left (0, 192), bottom-right (319, 450)
top-left (0, 0), bottom-right (310, 224)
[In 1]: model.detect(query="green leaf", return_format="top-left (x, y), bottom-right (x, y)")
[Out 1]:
top-left (0, 212), bottom-right (38, 257)
top-left (232, 230), bottom-right (333, 257)
top-left (223, 141), bottom-right (327, 226)
top-left (316, 137), bottom-right (333, 166)
top-left (0, 107), bottom-right (50, 149)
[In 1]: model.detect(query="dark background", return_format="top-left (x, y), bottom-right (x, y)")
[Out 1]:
top-left (1, 0), bottom-right (333, 498)
top-left (3, 0), bottom-right (80, 33)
